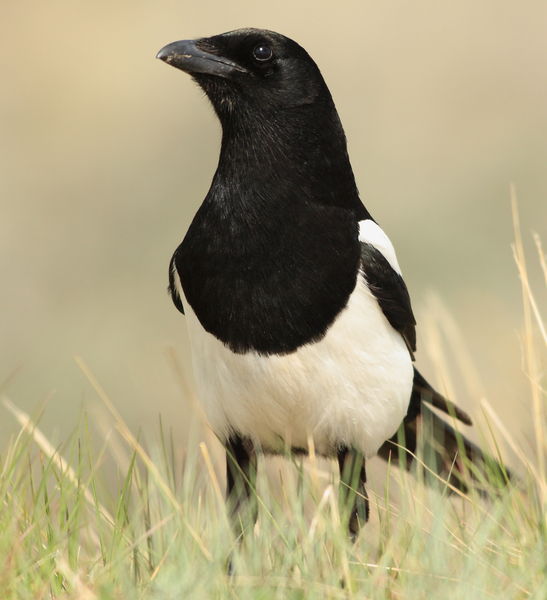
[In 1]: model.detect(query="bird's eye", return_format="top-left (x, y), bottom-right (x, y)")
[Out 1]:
top-left (252, 44), bottom-right (273, 62)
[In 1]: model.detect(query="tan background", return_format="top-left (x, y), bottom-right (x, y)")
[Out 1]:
top-left (1, 1), bottom-right (545, 463)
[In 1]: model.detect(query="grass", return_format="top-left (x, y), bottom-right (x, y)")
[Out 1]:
top-left (0, 203), bottom-right (544, 599)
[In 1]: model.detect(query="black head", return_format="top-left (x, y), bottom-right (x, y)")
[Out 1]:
top-left (157, 28), bottom-right (368, 219)
top-left (156, 28), bottom-right (332, 117)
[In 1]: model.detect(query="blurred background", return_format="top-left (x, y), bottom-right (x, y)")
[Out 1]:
top-left (1, 1), bottom-right (545, 470)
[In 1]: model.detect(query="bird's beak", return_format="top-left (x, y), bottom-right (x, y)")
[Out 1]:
top-left (156, 39), bottom-right (248, 78)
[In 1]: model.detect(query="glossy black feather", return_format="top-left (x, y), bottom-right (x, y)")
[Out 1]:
top-left (360, 242), bottom-right (417, 356)
top-left (170, 29), bottom-right (370, 355)
top-left (173, 196), bottom-right (361, 355)
top-left (159, 28), bottom-right (510, 499)
top-left (378, 368), bottom-right (511, 494)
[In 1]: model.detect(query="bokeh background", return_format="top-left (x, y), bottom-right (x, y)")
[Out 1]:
top-left (1, 1), bottom-right (545, 469)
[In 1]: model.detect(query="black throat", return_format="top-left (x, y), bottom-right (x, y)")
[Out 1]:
top-left (219, 96), bottom-right (368, 211)
top-left (172, 97), bottom-right (367, 355)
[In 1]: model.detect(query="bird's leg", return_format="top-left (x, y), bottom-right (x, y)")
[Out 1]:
top-left (225, 435), bottom-right (258, 541)
top-left (337, 446), bottom-right (369, 540)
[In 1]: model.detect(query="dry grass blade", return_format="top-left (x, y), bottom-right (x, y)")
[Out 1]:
top-left (481, 399), bottom-right (544, 496)
top-left (308, 484), bottom-right (333, 541)
top-left (74, 355), bottom-right (212, 561)
top-left (2, 394), bottom-right (115, 528)
top-left (199, 442), bottom-right (227, 513)
top-left (533, 232), bottom-right (547, 285)
top-left (55, 556), bottom-right (98, 600)
top-left (510, 188), bottom-right (546, 506)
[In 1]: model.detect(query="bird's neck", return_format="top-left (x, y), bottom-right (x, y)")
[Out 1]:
top-left (211, 105), bottom-right (369, 220)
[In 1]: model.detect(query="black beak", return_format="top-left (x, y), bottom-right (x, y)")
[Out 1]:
top-left (156, 39), bottom-right (248, 78)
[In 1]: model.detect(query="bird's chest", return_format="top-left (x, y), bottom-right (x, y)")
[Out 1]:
top-left (182, 278), bottom-right (413, 458)
top-left (173, 203), bottom-right (360, 355)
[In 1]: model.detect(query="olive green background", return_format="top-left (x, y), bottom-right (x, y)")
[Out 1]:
top-left (1, 1), bottom-right (545, 459)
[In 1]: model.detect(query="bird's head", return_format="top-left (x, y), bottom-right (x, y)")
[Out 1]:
top-left (156, 28), bottom-right (331, 119)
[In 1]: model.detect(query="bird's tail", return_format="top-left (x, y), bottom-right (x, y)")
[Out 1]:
top-left (377, 368), bottom-right (512, 494)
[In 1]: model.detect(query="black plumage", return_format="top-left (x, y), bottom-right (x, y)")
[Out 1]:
top-left (157, 28), bottom-right (509, 540)
top-left (165, 30), bottom-right (368, 355)
top-left (360, 242), bottom-right (417, 357)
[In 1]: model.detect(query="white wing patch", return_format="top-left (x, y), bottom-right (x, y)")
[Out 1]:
top-left (359, 219), bottom-right (402, 275)
top-left (172, 262), bottom-right (185, 302)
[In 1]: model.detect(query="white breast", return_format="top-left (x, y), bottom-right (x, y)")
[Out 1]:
top-left (181, 273), bottom-right (413, 458)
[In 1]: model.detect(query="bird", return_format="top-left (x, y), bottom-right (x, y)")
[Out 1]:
top-left (156, 28), bottom-right (509, 540)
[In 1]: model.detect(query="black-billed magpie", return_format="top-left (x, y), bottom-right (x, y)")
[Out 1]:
top-left (157, 28), bottom-right (508, 539)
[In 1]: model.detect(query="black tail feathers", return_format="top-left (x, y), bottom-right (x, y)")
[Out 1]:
top-left (377, 368), bottom-right (512, 494)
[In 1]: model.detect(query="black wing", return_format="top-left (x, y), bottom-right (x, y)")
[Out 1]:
top-left (360, 241), bottom-right (472, 424)
top-left (360, 242), bottom-right (509, 492)
top-left (360, 242), bottom-right (417, 358)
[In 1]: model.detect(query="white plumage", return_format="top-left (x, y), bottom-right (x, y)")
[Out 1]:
top-left (359, 219), bottom-right (402, 275)
top-left (179, 220), bottom-right (413, 458)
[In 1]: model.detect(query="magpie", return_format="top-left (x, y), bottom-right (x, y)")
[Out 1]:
top-left (157, 28), bottom-right (508, 539)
